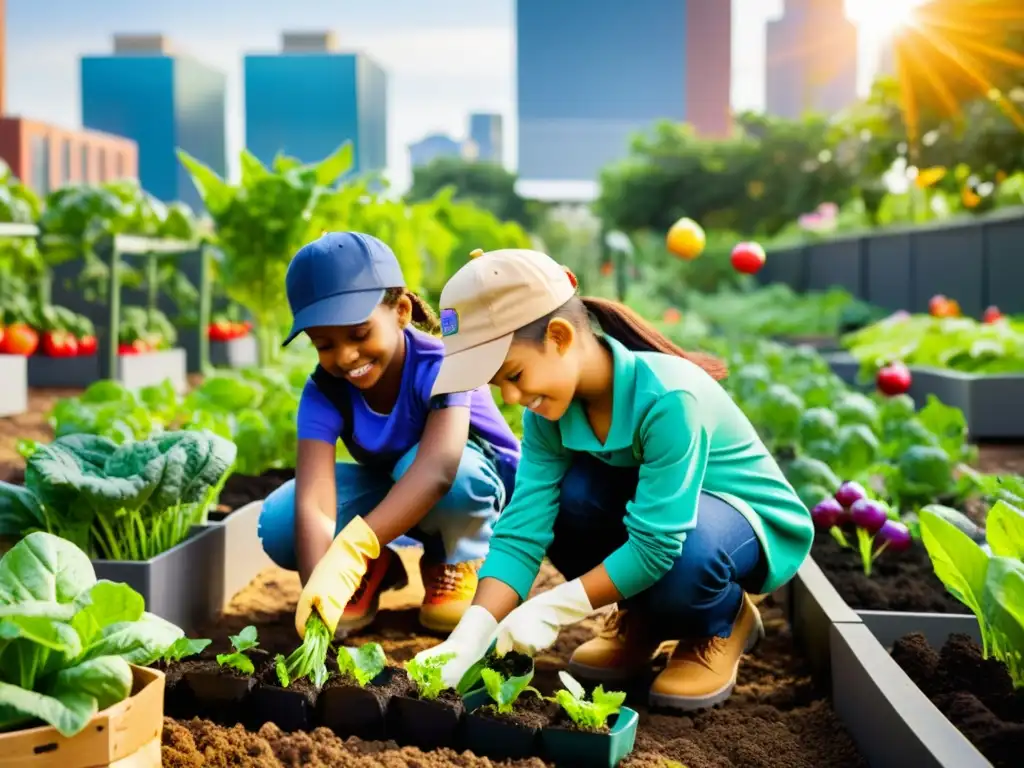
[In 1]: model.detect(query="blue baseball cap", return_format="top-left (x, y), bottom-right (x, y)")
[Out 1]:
top-left (283, 231), bottom-right (405, 346)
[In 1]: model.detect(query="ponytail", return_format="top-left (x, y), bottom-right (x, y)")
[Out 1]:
top-left (580, 296), bottom-right (728, 381)
top-left (382, 288), bottom-right (441, 336)
top-left (513, 294), bottom-right (727, 381)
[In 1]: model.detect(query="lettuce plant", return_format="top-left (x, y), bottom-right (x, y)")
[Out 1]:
top-left (920, 501), bottom-right (1024, 686)
top-left (0, 431), bottom-right (236, 561)
top-left (216, 626), bottom-right (259, 676)
top-left (0, 531), bottom-right (183, 736)
top-left (553, 671), bottom-right (626, 730)
top-left (160, 636), bottom-right (211, 663)
top-left (274, 614), bottom-right (331, 688)
top-left (406, 652), bottom-right (456, 700)
top-left (334, 642), bottom-right (387, 686)
top-left (480, 662), bottom-right (541, 714)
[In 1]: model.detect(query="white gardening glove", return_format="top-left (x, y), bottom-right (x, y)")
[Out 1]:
top-left (494, 578), bottom-right (593, 657)
top-left (412, 605), bottom-right (499, 688)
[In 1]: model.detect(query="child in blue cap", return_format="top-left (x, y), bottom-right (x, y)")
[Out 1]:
top-left (259, 232), bottom-right (520, 638)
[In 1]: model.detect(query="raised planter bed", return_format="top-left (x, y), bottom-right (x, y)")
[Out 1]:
top-left (774, 334), bottom-right (842, 353)
top-left (26, 353), bottom-right (101, 389)
top-left (822, 350), bottom-right (865, 388)
top-left (117, 347), bottom-right (188, 393)
top-left (0, 664), bottom-right (165, 767)
top-left (94, 524), bottom-right (224, 635)
top-left (0, 353), bottom-right (27, 417)
top-left (905, 367), bottom-right (1024, 440)
top-left (205, 500), bottom-right (275, 604)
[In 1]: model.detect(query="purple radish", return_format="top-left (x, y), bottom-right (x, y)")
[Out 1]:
top-left (850, 498), bottom-right (889, 533)
top-left (876, 520), bottom-right (912, 552)
top-left (811, 498), bottom-right (844, 531)
top-left (835, 481), bottom-right (868, 509)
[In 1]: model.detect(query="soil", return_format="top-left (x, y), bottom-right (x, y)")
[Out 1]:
top-left (473, 694), bottom-right (557, 730)
top-left (891, 632), bottom-right (1024, 768)
top-left (810, 530), bottom-right (967, 613)
top-left (162, 550), bottom-right (867, 767)
top-left (217, 469), bottom-right (295, 513)
top-left (257, 658), bottom-right (319, 705)
top-left (321, 661), bottom-right (412, 701)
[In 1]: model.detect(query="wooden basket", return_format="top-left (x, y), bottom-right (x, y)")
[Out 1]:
top-left (0, 665), bottom-right (165, 768)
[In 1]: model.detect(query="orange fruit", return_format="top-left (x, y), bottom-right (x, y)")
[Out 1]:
top-left (666, 217), bottom-right (705, 260)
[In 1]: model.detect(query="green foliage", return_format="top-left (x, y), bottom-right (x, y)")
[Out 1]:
top-left (480, 664), bottom-right (541, 714)
top-left (216, 626), bottom-right (259, 676)
top-left (553, 671), bottom-right (625, 730)
top-left (0, 531), bottom-right (183, 737)
top-left (919, 502), bottom-right (1024, 686)
top-left (0, 431), bottom-right (236, 560)
top-left (335, 642), bottom-right (387, 687)
top-left (405, 652), bottom-right (455, 700)
top-left (273, 614), bottom-right (331, 688)
top-left (161, 636), bottom-right (212, 663)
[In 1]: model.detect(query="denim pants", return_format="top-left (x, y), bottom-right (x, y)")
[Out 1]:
top-left (550, 452), bottom-right (768, 640)
top-left (259, 441), bottom-right (508, 569)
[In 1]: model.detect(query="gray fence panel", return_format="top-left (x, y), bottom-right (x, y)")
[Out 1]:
top-left (865, 233), bottom-right (912, 312)
top-left (911, 224), bottom-right (985, 317)
top-left (760, 245), bottom-right (807, 290)
top-left (985, 217), bottom-right (1024, 314)
top-left (806, 238), bottom-right (862, 294)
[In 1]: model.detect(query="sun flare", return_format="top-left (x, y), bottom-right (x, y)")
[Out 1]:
top-left (854, 0), bottom-right (928, 37)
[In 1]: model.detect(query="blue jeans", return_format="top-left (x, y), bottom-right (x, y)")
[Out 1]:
top-left (550, 453), bottom-right (767, 640)
top-left (259, 441), bottom-right (507, 569)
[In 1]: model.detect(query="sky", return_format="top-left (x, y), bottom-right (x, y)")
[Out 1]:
top-left (5, 0), bottom-right (897, 193)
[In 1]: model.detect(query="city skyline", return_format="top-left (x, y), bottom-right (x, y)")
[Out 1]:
top-left (6, 0), bottom-right (897, 194)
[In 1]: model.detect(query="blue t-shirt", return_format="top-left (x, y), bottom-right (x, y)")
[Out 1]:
top-left (297, 328), bottom-right (521, 485)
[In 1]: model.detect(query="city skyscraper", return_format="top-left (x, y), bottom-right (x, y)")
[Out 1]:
top-left (408, 133), bottom-right (466, 169)
top-left (468, 113), bottom-right (503, 164)
top-left (80, 35), bottom-right (227, 209)
top-left (244, 32), bottom-right (387, 177)
top-left (765, 0), bottom-right (858, 119)
top-left (515, 0), bottom-right (731, 194)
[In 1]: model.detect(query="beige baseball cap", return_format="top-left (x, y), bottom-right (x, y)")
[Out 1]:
top-left (431, 248), bottom-right (577, 396)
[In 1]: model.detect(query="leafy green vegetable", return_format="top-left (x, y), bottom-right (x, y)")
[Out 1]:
top-left (335, 642), bottom-right (387, 687)
top-left (553, 671), bottom-right (626, 730)
top-left (0, 430), bottom-right (236, 561)
top-left (480, 663), bottom-right (541, 714)
top-left (161, 636), bottom-right (212, 663)
top-left (274, 614), bottom-right (331, 688)
top-left (919, 501), bottom-right (1024, 685)
top-left (406, 652), bottom-right (456, 700)
top-left (0, 532), bottom-right (183, 736)
top-left (216, 626), bottom-right (259, 676)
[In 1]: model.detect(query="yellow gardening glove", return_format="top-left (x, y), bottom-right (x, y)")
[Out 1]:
top-left (295, 516), bottom-right (380, 638)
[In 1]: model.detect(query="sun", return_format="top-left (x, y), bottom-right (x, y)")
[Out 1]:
top-left (853, 0), bottom-right (928, 37)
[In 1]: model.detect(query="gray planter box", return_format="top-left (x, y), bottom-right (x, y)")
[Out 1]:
top-left (785, 557), bottom-right (862, 681)
top-left (206, 500), bottom-right (275, 603)
top-left (93, 523), bottom-right (224, 634)
top-left (807, 238), bottom-right (864, 295)
top-left (27, 354), bottom-right (101, 389)
top-left (830, 623), bottom-right (990, 768)
top-left (116, 348), bottom-right (188, 393)
top-left (907, 367), bottom-right (1024, 439)
top-left (0, 354), bottom-right (28, 417)
top-left (774, 335), bottom-right (842, 353)
top-left (857, 609), bottom-right (981, 650)
top-left (821, 351), bottom-right (866, 388)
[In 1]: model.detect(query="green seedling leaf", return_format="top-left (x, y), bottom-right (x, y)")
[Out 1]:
top-left (553, 671), bottom-right (625, 730)
top-left (274, 653), bottom-right (290, 688)
top-left (228, 625), bottom-right (259, 653)
top-left (406, 652), bottom-right (455, 700)
top-left (986, 501), bottom-right (1024, 561)
top-left (216, 624), bottom-right (259, 675)
top-left (276, 614), bottom-right (331, 688)
top-left (480, 666), bottom-right (540, 714)
top-left (162, 636), bottom-right (213, 663)
top-left (336, 642), bottom-right (386, 687)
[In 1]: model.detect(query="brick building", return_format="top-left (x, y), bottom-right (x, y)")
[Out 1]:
top-left (0, 117), bottom-right (138, 195)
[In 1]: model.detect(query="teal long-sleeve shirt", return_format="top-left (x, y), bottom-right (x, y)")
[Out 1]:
top-left (478, 335), bottom-right (815, 602)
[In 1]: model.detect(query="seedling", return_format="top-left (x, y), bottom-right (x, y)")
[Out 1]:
top-left (161, 636), bottom-right (212, 663)
top-left (480, 663), bottom-right (541, 714)
top-left (335, 641), bottom-right (387, 687)
top-left (405, 652), bottom-right (456, 700)
top-left (920, 501), bottom-right (1024, 686)
top-left (216, 625), bottom-right (259, 675)
top-left (553, 671), bottom-right (626, 730)
top-left (274, 613), bottom-right (331, 688)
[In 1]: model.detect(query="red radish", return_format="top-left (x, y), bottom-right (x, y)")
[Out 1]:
top-left (41, 331), bottom-right (79, 358)
top-left (877, 362), bottom-right (912, 396)
top-left (876, 520), bottom-right (912, 552)
top-left (811, 498), bottom-right (844, 531)
top-left (983, 306), bottom-right (1004, 324)
top-left (730, 242), bottom-right (766, 274)
top-left (850, 499), bottom-right (889, 533)
top-left (835, 481), bottom-right (867, 509)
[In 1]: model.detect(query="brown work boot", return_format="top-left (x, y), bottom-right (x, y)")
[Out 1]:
top-left (334, 548), bottom-right (404, 637)
top-left (419, 559), bottom-right (483, 632)
top-left (568, 609), bottom-right (665, 683)
top-left (648, 593), bottom-right (764, 710)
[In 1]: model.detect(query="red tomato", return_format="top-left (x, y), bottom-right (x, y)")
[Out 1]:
top-left (118, 340), bottom-right (150, 356)
top-left (78, 335), bottom-right (98, 356)
top-left (0, 326), bottom-right (4, 349)
top-left (41, 331), bottom-right (79, 358)
top-left (0, 324), bottom-right (39, 356)
top-left (928, 294), bottom-right (961, 318)
top-left (877, 362), bottom-right (912, 396)
top-left (208, 321), bottom-right (233, 341)
top-left (983, 306), bottom-right (1004, 324)
top-left (730, 242), bottom-right (766, 274)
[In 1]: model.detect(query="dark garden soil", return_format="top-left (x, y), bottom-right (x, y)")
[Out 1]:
top-left (217, 469), bottom-right (295, 513)
top-left (162, 550), bottom-right (867, 767)
top-left (810, 531), bottom-right (967, 613)
top-left (891, 632), bottom-right (1024, 768)
top-left (473, 693), bottom-right (557, 730)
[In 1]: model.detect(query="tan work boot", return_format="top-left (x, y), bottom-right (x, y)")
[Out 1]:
top-left (419, 559), bottom-right (482, 632)
top-left (568, 609), bottom-right (665, 683)
top-left (649, 593), bottom-right (764, 710)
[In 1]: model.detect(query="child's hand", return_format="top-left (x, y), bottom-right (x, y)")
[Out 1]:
top-left (412, 605), bottom-right (498, 687)
top-left (295, 516), bottom-right (380, 637)
top-left (493, 579), bottom-right (593, 656)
